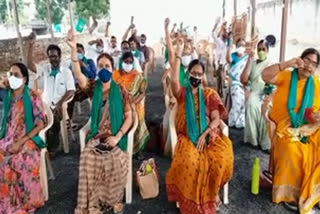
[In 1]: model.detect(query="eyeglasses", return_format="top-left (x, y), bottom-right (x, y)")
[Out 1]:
top-left (303, 57), bottom-right (318, 68)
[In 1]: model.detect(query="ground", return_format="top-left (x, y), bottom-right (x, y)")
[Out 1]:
top-left (32, 62), bottom-right (317, 214)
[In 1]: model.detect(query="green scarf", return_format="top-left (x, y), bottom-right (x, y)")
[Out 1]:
top-left (287, 69), bottom-right (314, 142)
top-left (86, 80), bottom-right (127, 151)
top-left (132, 50), bottom-right (141, 58)
top-left (50, 68), bottom-right (59, 77)
top-left (164, 48), bottom-right (169, 64)
top-left (180, 63), bottom-right (189, 87)
top-left (185, 85), bottom-right (208, 146)
top-left (0, 86), bottom-right (46, 148)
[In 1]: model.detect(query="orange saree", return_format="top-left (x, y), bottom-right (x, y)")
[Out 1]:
top-left (112, 70), bottom-right (150, 154)
top-left (269, 70), bottom-right (319, 214)
top-left (166, 88), bottom-right (233, 214)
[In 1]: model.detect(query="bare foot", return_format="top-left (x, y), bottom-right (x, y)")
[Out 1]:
top-left (113, 203), bottom-right (124, 213)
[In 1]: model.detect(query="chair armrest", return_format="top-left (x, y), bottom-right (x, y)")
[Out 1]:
top-left (169, 102), bottom-right (178, 159)
top-left (39, 102), bottom-right (54, 141)
top-left (219, 120), bottom-right (229, 137)
top-left (80, 119), bottom-right (91, 152)
top-left (127, 107), bottom-right (139, 154)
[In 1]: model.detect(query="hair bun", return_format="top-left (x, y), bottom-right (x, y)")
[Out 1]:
top-left (265, 35), bottom-right (276, 47)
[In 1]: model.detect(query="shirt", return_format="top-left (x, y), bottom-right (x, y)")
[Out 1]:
top-left (115, 55), bottom-right (143, 73)
top-left (36, 63), bottom-right (76, 106)
top-left (212, 32), bottom-right (228, 65)
top-left (67, 58), bottom-right (97, 83)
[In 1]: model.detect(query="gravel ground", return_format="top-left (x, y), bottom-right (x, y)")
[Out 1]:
top-left (23, 62), bottom-right (317, 214)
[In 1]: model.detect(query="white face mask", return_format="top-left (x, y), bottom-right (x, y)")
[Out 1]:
top-left (96, 46), bottom-right (104, 53)
top-left (236, 46), bottom-right (246, 55)
top-left (122, 62), bottom-right (133, 73)
top-left (181, 55), bottom-right (192, 67)
top-left (140, 42), bottom-right (145, 47)
top-left (8, 76), bottom-right (23, 90)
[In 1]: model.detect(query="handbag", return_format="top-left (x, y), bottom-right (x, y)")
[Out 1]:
top-left (136, 158), bottom-right (159, 199)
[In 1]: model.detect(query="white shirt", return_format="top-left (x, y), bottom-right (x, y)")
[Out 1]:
top-left (212, 32), bottom-right (228, 65)
top-left (115, 55), bottom-right (143, 73)
top-left (36, 63), bottom-right (75, 106)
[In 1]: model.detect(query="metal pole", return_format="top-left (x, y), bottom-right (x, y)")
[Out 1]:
top-left (234, 0), bottom-right (237, 16)
top-left (67, 0), bottom-right (73, 28)
top-left (46, 0), bottom-right (54, 39)
top-left (251, 0), bottom-right (256, 38)
top-left (12, 0), bottom-right (26, 64)
top-left (280, 0), bottom-right (289, 62)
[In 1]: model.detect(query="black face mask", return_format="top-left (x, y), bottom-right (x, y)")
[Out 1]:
top-left (189, 76), bottom-right (202, 88)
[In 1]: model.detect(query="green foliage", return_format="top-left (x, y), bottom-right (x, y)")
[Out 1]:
top-left (74, 0), bottom-right (110, 21)
top-left (0, 0), bottom-right (24, 23)
top-left (35, 0), bottom-right (67, 24)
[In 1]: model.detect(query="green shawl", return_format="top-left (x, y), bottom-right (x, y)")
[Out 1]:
top-left (0, 86), bottom-right (46, 148)
top-left (185, 85), bottom-right (208, 146)
top-left (86, 80), bottom-right (127, 151)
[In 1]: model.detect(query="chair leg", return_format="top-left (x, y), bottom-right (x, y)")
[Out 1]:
top-left (60, 119), bottom-right (69, 154)
top-left (45, 152), bottom-right (55, 180)
top-left (69, 119), bottom-right (76, 142)
top-left (223, 182), bottom-right (229, 204)
top-left (76, 101), bottom-right (82, 114)
top-left (125, 155), bottom-right (132, 204)
top-left (40, 149), bottom-right (49, 201)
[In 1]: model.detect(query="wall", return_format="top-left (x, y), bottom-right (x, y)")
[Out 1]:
top-left (0, 34), bottom-right (95, 73)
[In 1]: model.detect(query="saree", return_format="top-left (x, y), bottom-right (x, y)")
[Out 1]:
top-left (75, 84), bottom-right (130, 214)
top-left (244, 60), bottom-right (272, 150)
top-left (112, 70), bottom-right (150, 154)
top-left (0, 90), bottom-right (45, 213)
top-left (269, 70), bottom-right (319, 214)
top-left (166, 88), bottom-right (233, 214)
top-left (228, 53), bottom-right (248, 128)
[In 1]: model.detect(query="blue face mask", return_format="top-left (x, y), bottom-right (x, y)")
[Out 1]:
top-left (98, 68), bottom-right (112, 83)
top-left (77, 53), bottom-right (84, 60)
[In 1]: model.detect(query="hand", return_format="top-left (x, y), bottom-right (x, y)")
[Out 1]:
top-left (106, 21), bottom-right (111, 27)
top-left (196, 132), bottom-right (208, 152)
top-left (28, 32), bottom-right (36, 45)
top-left (105, 136), bottom-right (120, 148)
top-left (67, 29), bottom-right (77, 48)
top-left (245, 47), bottom-right (255, 59)
top-left (286, 57), bottom-right (304, 69)
top-left (9, 141), bottom-right (23, 154)
top-left (310, 111), bottom-right (320, 124)
top-left (164, 18), bottom-right (170, 31)
top-left (0, 76), bottom-right (9, 88)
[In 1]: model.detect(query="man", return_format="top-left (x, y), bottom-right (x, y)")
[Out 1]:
top-left (86, 38), bottom-right (104, 66)
top-left (28, 42), bottom-right (75, 154)
top-left (138, 34), bottom-right (150, 64)
top-left (104, 22), bottom-right (121, 57)
top-left (129, 37), bottom-right (145, 69)
top-left (67, 43), bottom-right (96, 121)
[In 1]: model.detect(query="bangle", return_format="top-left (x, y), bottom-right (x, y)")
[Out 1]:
top-left (27, 134), bottom-right (32, 140)
top-left (278, 63), bottom-right (283, 71)
top-left (72, 58), bottom-right (79, 62)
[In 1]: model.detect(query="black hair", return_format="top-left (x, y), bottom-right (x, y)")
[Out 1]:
top-left (46, 44), bottom-right (61, 57)
top-left (111, 36), bottom-right (116, 40)
top-left (10, 62), bottom-right (29, 85)
top-left (187, 59), bottom-right (205, 74)
top-left (141, 34), bottom-right (146, 39)
top-left (128, 37), bottom-right (139, 45)
top-left (236, 38), bottom-right (245, 46)
top-left (301, 48), bottom-right (320, 66)
top-left (121, 40), bottom-right (130, 47)
top-left (121, 51), bottom-right (134, 62)
top-left (257, 39), bottom-right (269, 51)
top-left (76, 43), bottom-right (85, 51)
top-left (265, 35), bottom-right (276, 47)
top-left (97, 53), bottom-right (114, 69)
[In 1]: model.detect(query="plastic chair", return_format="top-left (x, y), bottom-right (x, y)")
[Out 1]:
top-left (60, 96), bottom-right (74, 153)
top-left (169, 102), bottom-right (229, 205)
top-left (39, 102), bottom-right (55, 201)
top-left (78, 110), bottom-right (139, 204)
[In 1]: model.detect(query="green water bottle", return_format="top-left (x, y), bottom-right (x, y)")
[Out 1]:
top-left (251, 157), bottom-right (260, 195)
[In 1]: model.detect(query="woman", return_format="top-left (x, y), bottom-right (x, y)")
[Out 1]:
top-left (68, 30), bottom-right (133, 214)
top-left (0, 63), bottom-right (46, 213)
top-left (112, 52), bottom-right (150, 155)
top-left (164, 18), bottom-right (233, 214)
top-left (240, 39), bottom-right (273, 152)
top-left (262, 48), bottom-right (320, 214)
top-left (226, 38), bottom-right (248, 128)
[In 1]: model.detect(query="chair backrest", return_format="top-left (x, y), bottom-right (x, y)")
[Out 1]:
top-left (39, 102), bottom-right (54, 141)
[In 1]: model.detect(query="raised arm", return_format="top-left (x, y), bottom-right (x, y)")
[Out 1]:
top-left (211, 17), bottom-right (221, 39)
top-left (262, 58), bottom-right (303, 84)
top-left (171, 23), bottom-right (177, 34)
top-left (240, 48), bottom-right (254, 85)
top-left (105, 21), bottom-right (111, 37)
top-left (88, 16), bottom-right (98, 34)
top-left (27, 32), bottom-right (37, 73)
top-left (67, 29), bottom-right (89, 89)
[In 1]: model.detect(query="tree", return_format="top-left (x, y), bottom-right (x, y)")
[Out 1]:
top-left (74, 0), bottom-right (110, 21)
top-left (35, 0), bottom-right (67, 24)
top-left (0, 0), bottom-right (24, 23)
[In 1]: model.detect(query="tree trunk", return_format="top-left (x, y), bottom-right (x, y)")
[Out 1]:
top-left (12, 0), bottom-right (26, 64)
top-left (46, 0), bottom-right (54, 39)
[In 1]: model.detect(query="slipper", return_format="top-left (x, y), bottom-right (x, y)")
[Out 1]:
top-left (113, 203), bottom-right (124, 214)
top-left (260, 170), bottom-right (272, 189)
top-left (283, 202), bottom-right (298, 211)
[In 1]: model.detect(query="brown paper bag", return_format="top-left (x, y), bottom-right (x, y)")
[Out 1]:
top-left (136, 158), bottom-right (159, 199)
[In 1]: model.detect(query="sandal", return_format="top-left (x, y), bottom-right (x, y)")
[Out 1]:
top-left (283, 202), bottom-right (298, 211)
top-left (215, 195), bottom-right (222, 211)
top-left (113, 203), bottom-right (124, 214)
top-left (260, 170), bottom-right (272, 189)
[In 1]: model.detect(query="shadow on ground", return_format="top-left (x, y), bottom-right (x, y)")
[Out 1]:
top-left (34, 63), bottom-right (305, 214)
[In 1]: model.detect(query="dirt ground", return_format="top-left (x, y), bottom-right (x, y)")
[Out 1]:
top-left (18, 62), bottom-right (316, 214)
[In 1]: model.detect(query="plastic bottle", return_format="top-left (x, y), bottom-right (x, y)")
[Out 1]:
top-left (251, 157), bottom-right (260, 195)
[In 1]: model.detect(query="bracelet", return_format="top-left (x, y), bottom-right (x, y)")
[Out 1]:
top-left (278, 63), bottom-right (283, 71)
top-left (27, 134), bottom-right (32, 140)
top-left (119, 129), bottom-right (124, 136)
top-left (72, 58), bottom-right (79, 62)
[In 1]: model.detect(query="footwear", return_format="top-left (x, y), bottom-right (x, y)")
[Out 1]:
top-left (283, 202), bottom-right (298, 211)
top-left (113, 203), bottom-right (124, 214)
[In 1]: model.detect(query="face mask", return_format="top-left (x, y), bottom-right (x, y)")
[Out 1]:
top-left (8, 76), bottom-right (23, 90)
top-left (140, 42), bottom-right (145, 47)
top-left (77, 53), bottom-right (84, 60)
top-left (122, 48), bottom-right (130, 54)
top-left (181, 55), bottom-right (192, 67)
top-left (236, 46), bottom-right (245, 55)
top-left (258, 51), bottom-right (267, 61)
top-left (122, 62), bottom-right (133, 73)
top-left (189, 75), bottom-right (202, 88)
top-left (98, 68), bottom-right (112, 83)
top-left (96, 46), bottom-right (104, 53)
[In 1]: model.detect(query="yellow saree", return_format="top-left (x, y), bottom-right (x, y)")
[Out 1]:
top-left (269, 70), bottom-right (319, 214)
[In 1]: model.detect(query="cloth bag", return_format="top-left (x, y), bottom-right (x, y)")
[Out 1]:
top-left (136, 158), bottom-right (159, 199)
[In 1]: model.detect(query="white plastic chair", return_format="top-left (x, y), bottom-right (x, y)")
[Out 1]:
top-left (60, 96), bottom-right (74, 153)
top-left (78, 110), bottom-right (139, 204)
top-left (39, 102), bottom-right (55, 201)
top-left (169, 102), bottom-right (229, 205)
